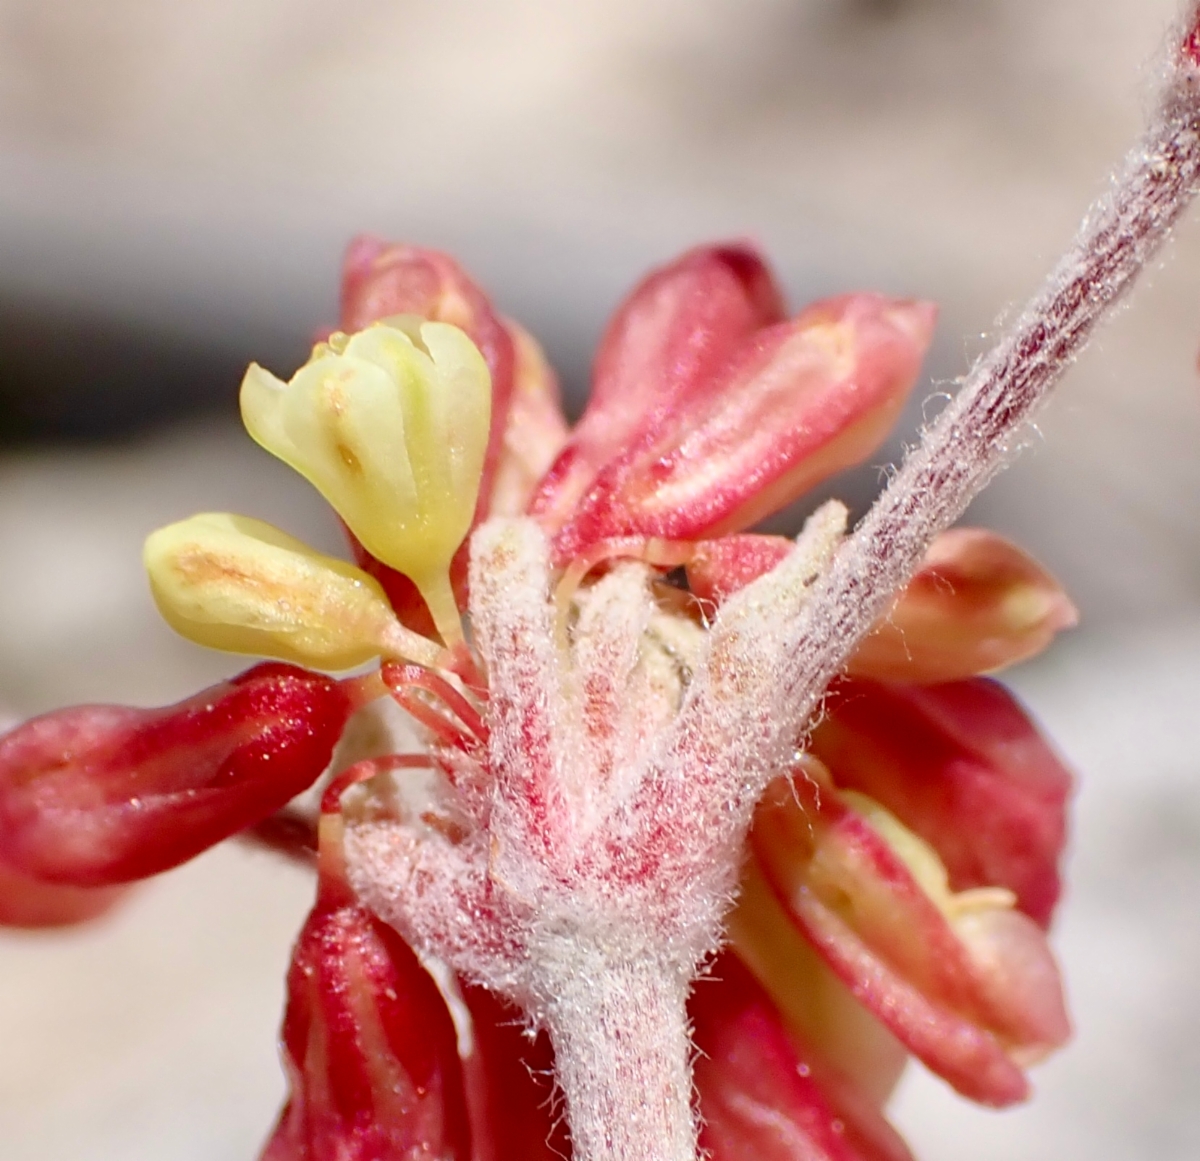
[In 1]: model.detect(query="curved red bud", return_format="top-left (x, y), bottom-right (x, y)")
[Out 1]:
top-left (263, 893), bottom-right (471, 1161)
top-left (751, 776), bottom-right (1070, 1106)
top-left (693, 953), bottom-right (915, 1161)
top-left (0, 663), bottom-right (350, 886)
top-left (338, 238), bottom-right (515, 506)
top-left (529, 242), bottom-right (786, 530)
top-left (0, 862), bottom-right (129, 928)
top-left (810, 678), bottom-right (1072, 927)
top-left (337, 239), bottom-right (517, 631)
top-left (847, 529), bottom-right (1078, 682)
top-left (685, 530), bottom-right (1076, 686)
top-left (553, 294), bottom-right (936, 561)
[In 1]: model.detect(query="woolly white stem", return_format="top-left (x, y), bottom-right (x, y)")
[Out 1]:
top-left (540, 954), bottom-right (696, 1161)
top-left (768, 25), bottom-right (1200, 746)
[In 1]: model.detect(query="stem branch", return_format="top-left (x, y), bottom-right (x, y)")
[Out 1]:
top-left (779, 40), bottom-right (1200, 734)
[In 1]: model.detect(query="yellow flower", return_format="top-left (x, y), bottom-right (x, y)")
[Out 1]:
top-left (239, 316), bottom-right (491, 645)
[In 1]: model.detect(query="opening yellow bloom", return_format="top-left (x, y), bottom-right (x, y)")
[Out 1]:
top-left (239, 316), bottom-right (492, 645)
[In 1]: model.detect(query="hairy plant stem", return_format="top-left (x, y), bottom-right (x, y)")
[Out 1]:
top-left (539, 953), bottom-right (696, 1161)
top-left (772, 26), bottom-right (1200, 740)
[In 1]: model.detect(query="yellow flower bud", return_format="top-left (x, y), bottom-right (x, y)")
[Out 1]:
top-left (239, 316), bottom-right (491, 645)
top-left (143, 513), bottom-right (443, 671)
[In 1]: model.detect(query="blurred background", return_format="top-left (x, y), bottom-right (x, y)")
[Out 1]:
top-left (2, 0), bottom-right (1200, 1157)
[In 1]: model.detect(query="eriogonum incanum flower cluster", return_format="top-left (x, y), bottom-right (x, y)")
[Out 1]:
top-left (9, 10), bottom-right (1200, 1157)
top-left (0, 238), bottom-right (1077, 1161)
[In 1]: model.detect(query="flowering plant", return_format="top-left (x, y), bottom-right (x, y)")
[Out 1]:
top-left (5, 6), bottom-right (1200, 1160)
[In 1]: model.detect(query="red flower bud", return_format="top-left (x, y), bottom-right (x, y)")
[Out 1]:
top-left (750, 771), bottom-right (1070, 1106)
top-left (552, 292), bottom-right (935, 561)
top-left (459, 985), bottom-right (568, 1161)
top-left (684, 533), bottom-right (792, 606)
top-left (810, 678), bottom-right (1072, 927)
top-left (263, 783), bottom-right (472, 1161)
top-left (263, 894), bottom-right (471, 1161)
top-left (846, 529), bottom-right (1078, 683)
top-left (693, 954), bottom-right (915, 1161)
top-left (529, 242), bottom-right (785, 530)
top-left (686, 530), bottom-right (1076, 683)
top-left (0, 663), bottom-right (350, 886)
top-left (487, 320), bottom-right (571, 519)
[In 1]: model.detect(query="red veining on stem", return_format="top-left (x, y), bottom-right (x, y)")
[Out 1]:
top-left (1183, 8), bottom-right (1200, 66)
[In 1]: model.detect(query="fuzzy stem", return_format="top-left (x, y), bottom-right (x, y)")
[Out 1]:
top-left (541, 955), bottom-right (696, 1161)
top-left (773, 28), bottom-right (1200, 733)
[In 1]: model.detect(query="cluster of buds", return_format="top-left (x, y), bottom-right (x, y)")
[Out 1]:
top-left (10, 13), bottom-right (1200, 1153)
top-left (0, 238), bottom-right (1077, 1160)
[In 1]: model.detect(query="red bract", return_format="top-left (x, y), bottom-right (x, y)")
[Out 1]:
top-left (693, 955), bottom-right (915, 1161)
top-left (809, 678), bottom-right (1072, 927)
top-left (548, 284), bottom-right (935, 561)
top-left (0, 663), bottom-right (350, 887)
